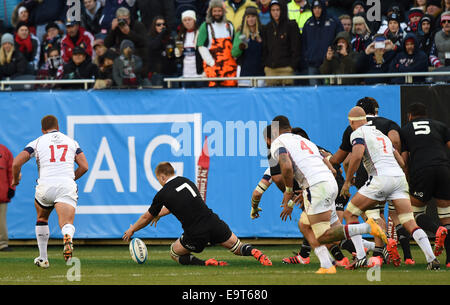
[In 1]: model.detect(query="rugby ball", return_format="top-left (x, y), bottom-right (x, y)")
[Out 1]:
top-left (129, 238), bottom-right (148, 264)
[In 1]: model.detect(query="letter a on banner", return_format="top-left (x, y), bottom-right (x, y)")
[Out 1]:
top-left (197, 137), bottom-right (210, 202)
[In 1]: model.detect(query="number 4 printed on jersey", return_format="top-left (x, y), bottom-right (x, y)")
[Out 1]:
top-left (49, 144), bottom-right (68, 162)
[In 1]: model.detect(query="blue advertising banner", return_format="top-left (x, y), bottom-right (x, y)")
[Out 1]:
top-left (0, 86), bottom-right (401, 239)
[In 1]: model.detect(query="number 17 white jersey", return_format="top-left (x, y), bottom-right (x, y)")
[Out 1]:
top-left (24, 131), bottom-right (82, 182)
top-left (350, 125), bottom-right (403, 177)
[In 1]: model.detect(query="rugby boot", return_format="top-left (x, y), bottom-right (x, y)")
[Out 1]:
top-left (63, 234), bottom-right (73, 262)
top-left (251, 249), bottom-right (272, 266)
top-left (345, 256), bottom-right (368, 270)
top-left (282, 252), bottom-right (310, 265)
top-left (315, 265), bottom-right (337, 274)
top-left (367, 218), bottom-right (388, 244)
top-left (205, 258), bottom-right (228, 266)
top-left (434, 226), bottom-right (448, 257)
top-left (427, 258), bottom-right (440, 270)
top-left (34, 257), bottom-right (50, 269)
top-left (386, 238), bottom-right (401, 267)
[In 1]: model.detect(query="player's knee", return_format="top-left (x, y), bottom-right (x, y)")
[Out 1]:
top-left (345, 201), bottom-right (363, 218)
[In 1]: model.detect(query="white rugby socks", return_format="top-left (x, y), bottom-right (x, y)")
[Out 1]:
top-left (412, 228), bottom-right (435, 263)
top-left (314, 245), bottom-right (333, 269)
top-left (61, 223), bottom-right (75, 239)
top-left (35, 222), bottom-right (49, 260)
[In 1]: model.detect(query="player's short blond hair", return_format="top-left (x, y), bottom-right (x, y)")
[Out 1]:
top-left (41, 115), bottom-right (59, 131)
top-left (155, 162), bottom-right (175, 176)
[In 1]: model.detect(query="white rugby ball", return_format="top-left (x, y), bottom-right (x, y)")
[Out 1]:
top-left (129, 238), bottom-right (148, 264)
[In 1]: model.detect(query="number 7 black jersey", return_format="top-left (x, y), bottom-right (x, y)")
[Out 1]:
top-left (400, 118), bottom-right (450, 175)
top-left (148, 176), bottom-right (215, 234)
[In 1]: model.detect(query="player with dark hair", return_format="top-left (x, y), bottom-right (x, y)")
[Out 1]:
top-left (123, 162), bottom-right (272, 267)
top-left (11, 115), bottom-right (89, 267)
top-left (270, 115), bottom-right (386, 273)
top-left (400, 102), bottom-right (450, 268)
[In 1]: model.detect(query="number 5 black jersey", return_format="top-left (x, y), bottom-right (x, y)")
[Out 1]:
top-left (400, 118), bottom-right (450, 175)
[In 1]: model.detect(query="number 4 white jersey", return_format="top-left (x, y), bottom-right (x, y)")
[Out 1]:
top-left (270, 133), bottom-right (335, 189)
top-left (24, 131), bottom-right (82, 182)
top-left (350, 125), bottom-right (403, 177)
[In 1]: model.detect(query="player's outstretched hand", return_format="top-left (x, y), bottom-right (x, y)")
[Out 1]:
top-left (280, 203), bottom-right (293, 221)
top-left (251, 206), bottom-right (262, 219)
top-left (340, 181), bottom-right (351, 198)
top-left (150, 216), bottom-right (160, 227)
top-left (122, 225), bottom-right (134, 242)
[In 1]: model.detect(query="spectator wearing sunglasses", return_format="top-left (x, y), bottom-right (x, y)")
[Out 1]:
top-left (429, 12), bottom-right (450, 67)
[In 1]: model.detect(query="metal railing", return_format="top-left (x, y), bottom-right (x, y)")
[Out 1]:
top-left (164, 71), bottom-right (450, 88)
top-left (0, 79), bottom-right (95, 90)
top-left (1, 71), bottom-right (449, 91)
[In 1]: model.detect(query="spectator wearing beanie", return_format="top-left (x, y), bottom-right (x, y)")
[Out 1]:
top-left (0, 33), bottom-right (28, 80)
top-left (389, 33), bottom-right (429, 83)
top-left (14, 21), bottom-right (40, 73)
top-left (383, 12), bottom-right (406, 50)
top-left (429, 11), bottom-right (450, 67)
top-left (377, 4), bottom-right (408, 35)
top-left (232, 6), bottom-right (265, 86)
top-left (426, 0), bottom-right (443, 18)
top-left (351, 15), bottom-right (372, 53)
top-left (113, 39), bottom-right (143, 88)
top-left (406, 7), bottom-right (425, 33)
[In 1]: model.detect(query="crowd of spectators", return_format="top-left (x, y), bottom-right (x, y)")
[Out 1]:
top-left (0, 0), bottom-right (449, 89)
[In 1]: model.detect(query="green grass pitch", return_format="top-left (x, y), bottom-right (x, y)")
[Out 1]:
top-left (0, 244), bottom-right (448, 285)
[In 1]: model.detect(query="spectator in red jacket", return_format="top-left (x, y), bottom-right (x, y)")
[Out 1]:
top-left (0, 144), bottom-right (16, 252)
top-left (60, 19), bottom-right (94, 63)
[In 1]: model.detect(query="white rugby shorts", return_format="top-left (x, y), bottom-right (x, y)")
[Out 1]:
top-left (303, 179), bottom-right (339, 224)
top-left (358, 175), bottom-right (409, 202)
top-left (35, 180), bottom-right (78, 209)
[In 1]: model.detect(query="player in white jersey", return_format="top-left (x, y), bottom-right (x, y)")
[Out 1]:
top-left (270, 116), bottom-right (386, 274)
top-left (340, 107), bottom-right (439, 270)
top-left (11, 115), bottom-right (88, 268)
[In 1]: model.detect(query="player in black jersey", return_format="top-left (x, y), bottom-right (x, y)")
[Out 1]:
top-left (123, 162), bottom-right (272, 266)
top-left (329, 97), bottom-right (403, 265)
top-left (400, 103), bottom-right (450, 267)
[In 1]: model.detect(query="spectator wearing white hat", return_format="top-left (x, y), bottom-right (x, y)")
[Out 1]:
top-left (351, 15), bottom-right (372, 53)
top-left (175, 10), bottom-right (204, 87)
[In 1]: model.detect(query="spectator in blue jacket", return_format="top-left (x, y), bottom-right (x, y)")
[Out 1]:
top-left (301, 0), bottom-right (343, 85)
top-left (388, 33), bottom-right (428, 84)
